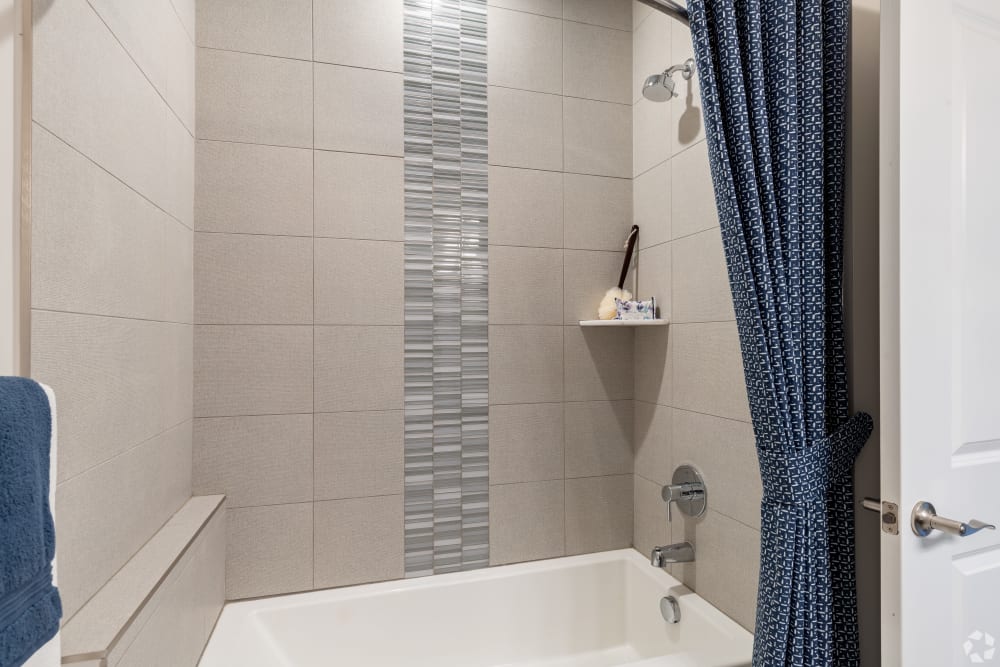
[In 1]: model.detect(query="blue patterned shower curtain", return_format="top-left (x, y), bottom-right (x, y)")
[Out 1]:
top-left (685, 2), bottom-right (873, 665)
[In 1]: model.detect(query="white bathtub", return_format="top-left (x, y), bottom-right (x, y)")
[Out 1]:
top-left (200, 549), bottom-right (752, 667)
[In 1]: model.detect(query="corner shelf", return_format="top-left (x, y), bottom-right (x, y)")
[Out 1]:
top-left (579, 319), bottom-right (669, 327)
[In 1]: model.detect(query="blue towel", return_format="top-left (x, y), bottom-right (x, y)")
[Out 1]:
top-left (0, 377), bottom-right (62, 667)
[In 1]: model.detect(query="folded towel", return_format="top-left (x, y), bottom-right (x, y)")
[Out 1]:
top-left (0, 377), bottom-right (62, 667)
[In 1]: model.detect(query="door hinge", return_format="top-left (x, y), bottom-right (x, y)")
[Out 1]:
top-left (862, 497), bottom-right (899, 535)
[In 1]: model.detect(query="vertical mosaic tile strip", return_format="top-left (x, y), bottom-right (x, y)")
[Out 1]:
top-left (403, 0), bottom-right (488, 577)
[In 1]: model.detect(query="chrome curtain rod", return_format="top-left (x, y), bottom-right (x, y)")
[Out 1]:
top-left (635, 0), bottom-right (690, 26)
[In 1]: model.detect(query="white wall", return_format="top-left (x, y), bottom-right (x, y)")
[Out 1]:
top-left (0, 0), bottom-right (18, 377)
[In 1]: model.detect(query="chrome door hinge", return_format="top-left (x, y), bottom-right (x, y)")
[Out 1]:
top-left (862, 497), bottom-right (899, 535)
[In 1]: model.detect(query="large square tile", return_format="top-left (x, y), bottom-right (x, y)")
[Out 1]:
top-left (315, 152), bottom-right (404, 241)
top-left (488, 0), bottom-right (561, 18)
top-left (632, 400), bottom-right (671, 485)
top-left (563, 174), bottom-right (632, 251)
top-left (671, 141), bottom-right (718, 239)
top-left (565, 475), bottom-right (633, 554)
top-left (634, 241), bottom-right (670, 319)
top-left (489, 166), bottom-right (563, 248)
top-left (490, 480), bottom-right (565, 565)
top-left (671, 228), bottom-right (734, 323)
top-left (315, 239), bottom-right (404, 325)
top-left (314, 326), bottom-right (404, 412)
top-left (670, 21), bottom-right (705, 155)
top-left (565, 400), bottom-right (633, 477)
top-left (488, 7), bottom-right (562, 94)
top-left (633, 325), bottom-right (672, 406)
top-left (226, 503), bottom-right (313, 599)
top-left (563, 250), bottom-right (626, 324)
top-left (672, 321), bottom-right (750, 421)
top-left (488, 87), bottom-right (563, 171)
top-left (489, 403), bottom-right (564, 484)
top-left (564, 326), bottom-right (634, 401)
top-left (631, 9), bottom-right (672, 104)
top-left (489, 325), bottom-right (563, 404)
top-left (314, 496), bottom-right (404, 588)
top-left (488, 246), bottom-right (563, 325)
top-left (633, 474), bottom-right (669, 557)
top-left (563, 0), bottom-right (632, 30)
top-left (314, 0), bottom-right (403, 73)
top-left (633, 158), bottom-right (671, 249)
top-left (632, 97), bottom-right (671, 177)
top-left (563, 21), bottom-right (631, 104)
top-left (197, 0), bottom-right (312, 59)
top-left (315, 64), bottom-right (403, 156)
top-left (564, 98), bottom-right (632, 178)
top-left (314, 411), bottom-right (404, 500)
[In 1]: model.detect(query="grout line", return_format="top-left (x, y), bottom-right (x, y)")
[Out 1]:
top-left (33, 307), bottom-right (193, 326)
top-left (632, 136), bottom-right (707, 180)
top-left (489, 82), bottom-right (632, 108)
top-left (227, 493), bottom-right (405, 513)
top-left (489, 2), bottom-right (633, 34)
top-left (197, 136), bottom-right (404, 161)
top-left (198, 44), bottom-right (404, 77)
top-left (194, 409), bottom-right (405, 421)
top-left (310, 6), bottom-right (317, 588)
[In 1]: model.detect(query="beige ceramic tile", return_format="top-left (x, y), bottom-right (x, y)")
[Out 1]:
top-left (226, 503), bottom-right (313, 599)
top-left (671, 321), bottom-right (751, 421)
top-left (193, 414), bottom-right (313, 508)
top-left (195, 233), bottom-right (313, 324)
top-left (563, 21), bottom-right (631, 104)
top-left (633, 158), bottom-right (671, 249)
top-left (488, 87), bottom-right (563, 171)
top-left (314, 411), bottom-right (404, 500)
top-left (196, 140), bottom-right (313, 237)
top-left (197, 0), bottom-right (312, 59)
top-left (489, 166), bottom-right (563, 249)
top-left (564, 97), bottom-right (632, 178)
top-left (671, 228), bottom-right (735, 323)
top-left (196, 49), bottom-right (312, 148)
top-left (314, 239), bottom-right (404, 325)
top-left (314, 0), bottom-right (403, 73)
top-left (315, 151), bottom-right (404, 241)
top-left (632, 400), bottom-right (672, 485)
top-left (633, 473), bottom-right (669, 557)
top-left (490, 480), bottom-right (565, 565)
top-left (563, 0), bottom-right (632, 30)
top-left (670, 21), bottom-right (705, 155)
top-left (565, 474), bottom-right (634, 554)
top-left (314, 496), bottom-right (404, 588)
top-left (563, 249), bottom-right (626, 324)
top-left (631, 9), bottom-right (672, 104)
top-left (564, 326), bottom-right (634, 401)
top-left (632, 97), bottom-right (671, 178)
top-left (489, 325), bottom-right (564, 404)
top-left (314, 326), bottom-right (404, 412)
top-left (488, 246), bottom-right (564, 325)
top-left (565, 400), bottom-right (634, 477)
top-left (489, 403), bottom-right (565, 485)
top-left (194, 325), bottom-right (313, 417)
top-left (315, 64), bottom-right (404, 156)
top-left (635, 242), bottom-right (671, 319)
top-left (563, 174), bottom-right (633, 251)
top-left (488, 7), bottom-right (562, 94)
top-left (633, 325), bottom-right (672, 406)
top-left (671, 141), bottom-right (718, 239)
top-left (488, 0), bottom-right (562, 18)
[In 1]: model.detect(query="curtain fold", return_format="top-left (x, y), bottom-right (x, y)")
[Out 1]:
top-left (685, 1), bottom-right (873, 665)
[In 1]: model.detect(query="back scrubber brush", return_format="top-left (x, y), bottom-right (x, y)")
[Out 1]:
top-left (598, 225), bottom-right (640, 320)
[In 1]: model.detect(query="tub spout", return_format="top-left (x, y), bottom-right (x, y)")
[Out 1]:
top-left (650, 542), bottom-right (694, 567)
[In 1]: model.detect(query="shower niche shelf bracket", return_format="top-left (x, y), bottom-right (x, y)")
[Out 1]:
top-left (578, 319), bottom-right (669, 327)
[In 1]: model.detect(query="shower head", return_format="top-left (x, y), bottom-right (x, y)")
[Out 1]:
top-left (641, 58), bottom-right (696, 103)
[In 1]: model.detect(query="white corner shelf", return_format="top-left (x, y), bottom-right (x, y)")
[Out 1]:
top-left (579, 319), bottom-right (669, 327)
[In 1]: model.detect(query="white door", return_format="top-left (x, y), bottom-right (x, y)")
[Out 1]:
top-left (880, 0), bottom-right (1000, 665)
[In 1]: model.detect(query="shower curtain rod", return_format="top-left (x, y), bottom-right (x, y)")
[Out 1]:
top-left (635, 0), bottom-right (690, 26)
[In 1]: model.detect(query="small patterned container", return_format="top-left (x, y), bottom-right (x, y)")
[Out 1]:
top-left (615, 297), bottom-right (657, 320)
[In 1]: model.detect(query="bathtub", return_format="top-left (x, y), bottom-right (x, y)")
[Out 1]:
top-left (200, 549), bottom-right (752, 667)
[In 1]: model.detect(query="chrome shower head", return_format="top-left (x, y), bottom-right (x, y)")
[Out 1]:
top-left (641, 58), bottom-right (696, 103)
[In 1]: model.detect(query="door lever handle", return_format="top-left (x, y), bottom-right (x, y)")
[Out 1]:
top-left (911, 501), bottom-right (996, 538)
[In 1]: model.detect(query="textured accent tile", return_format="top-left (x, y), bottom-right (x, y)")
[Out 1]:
top-left (671, 509), bottom-right (760, 632)
top-left (315, 239), bottom-right (404, 325)
top-left (562, 0), bottom-right (632, 30)
top-left (564, 97), bottom-right (632, 178)
top-left (633, 473), bottom-right (669, 557)
top-left (672, 321), bottom-right (751, 421)
top-left (565, 474), bottom-right (634, 554)
top-left (226, 503), bottom-right (313, 599)
top-left (489, 403), bottom-right (564, 484)
top-left (563, 21), bottom-right (631, 104)
top-left (314, 496), bottom-right (404, 588)
top-left (635, 241), bottom-right (671, 319)
top-left (194, 325), bottom-right (313, 417)
top-left (489, 480), bottom-right (565, 565)
top-left (634, 325), bottom-right (672, 406)
top-left (489, 326), bottom-right (563, 404)
top-left (196, 0), bottom-right (312, 59)
top-left (32, 126), bottom-right (193, 323)
top-left (488, 246), bottom-right (563, 325)
top-left (670, 21), bottom-right (704, 155)
top-left (315, 326), bottom-right (403, 412)
top-left (315, 64), bottom-right (403, 156)
top-left (672, 409), bottom-right (760, 529)
top-left (563, 174), bottom-right (633, 251)
top-left (564, 326), bottom-right (634, 401)
top-left (488, 0), bottom-right (561, 17)
top-left (32, 311), bottom-right (192, 482)
top-left (671, 141), bottom-right (718, 239)
top-left (565, 400), bottom-right (634, 477)
top-left (195, 140), bottom-right (313, 237)
top-left (314, 411), bottom-right (404, 500)
top-left (634, 158), bottom-right (671, 249)
top-left (314, 152), bottom-right (404, 241)
top-left (633, 401), bottom-right (672, 485)
top-left (672, 228), bottom-right (735, 323)
top-left (314, 0), bottom-right (404, 72)
top-left (196, 49), bottom-right (312, 147)
top-left (193, 415), bottom-right (313, 508)
top-left (34, 0), bottom-right (194, 224)
top-left (55, 422), bottom-right (192, 620)
top-left (488, 6), bottom-right (561, 94)
top-left (631, 8), bottom-right (672, 103)
top-left (563, 249), bottom-right (625, 324)
top-left (195, 233), bottom-right (313, 324)
top-left (488, 86), bottom-right (562, 170)
top-left (489, 166), bottom-right (563, 248)
top-left (632, 97), bottom-right (671, 178)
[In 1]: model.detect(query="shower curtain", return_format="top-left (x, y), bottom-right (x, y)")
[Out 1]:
top-left (685, 1), bottom-right (873, 665)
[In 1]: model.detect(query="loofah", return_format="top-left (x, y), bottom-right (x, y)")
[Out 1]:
top-left (598, 287), bottom-right (632, 320)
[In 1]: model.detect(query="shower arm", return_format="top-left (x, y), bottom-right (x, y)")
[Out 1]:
top-left (635, 0), bottom-right (690, 27)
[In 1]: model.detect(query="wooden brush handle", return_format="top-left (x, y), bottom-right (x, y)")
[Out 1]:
top-left (618, 225), bottom-right (640, 289)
